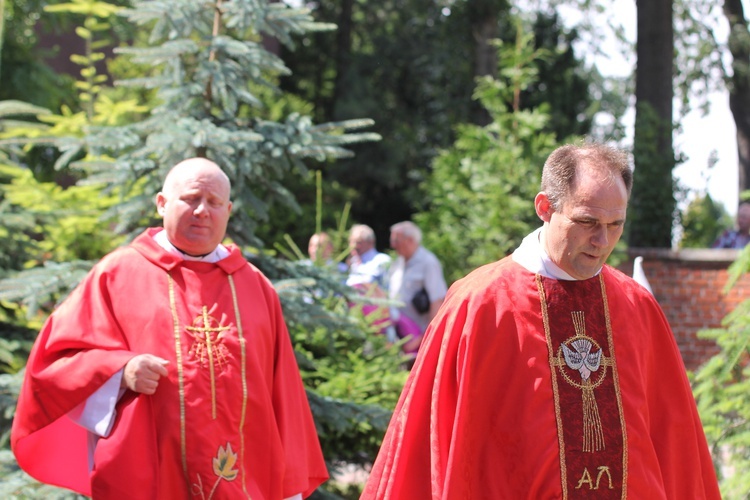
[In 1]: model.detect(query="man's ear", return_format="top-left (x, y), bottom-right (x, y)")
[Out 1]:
top-left (155, 192), bottom-right (167, 217)
top-left (535, 192), bottom-right (553, 223)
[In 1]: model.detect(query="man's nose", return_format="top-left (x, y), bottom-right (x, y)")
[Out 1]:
top-left (591, 225), bottom-right (608, 247)
top-left (194, 201), bottom-right (209, 216)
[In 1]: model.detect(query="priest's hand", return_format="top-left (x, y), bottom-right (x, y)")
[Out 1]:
top-left (122, 354), bottom-right (169, 395)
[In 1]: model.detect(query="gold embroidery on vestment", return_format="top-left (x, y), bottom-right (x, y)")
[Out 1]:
top-left (576, 467), bottom-right (594, 489)
top-left (537, 274), bottom-right (568, 499)
top-left (193, 442), bottom-right (240, 499)
top-left (168, 273), bottom-right (189, 483)
top-left (596, 466), bottom-right (614, 489)
top-left (187, 306), bottom-right (232, 420)
top-left (228, 274), bottom-right (251, 498)
top-left (537, 274), bottom-right (628, 499)
top-left (574, 465), bottom-right (615, 490)
top-left (599, 276), bottom-right (628, 497)
top-left (557, 312), bottom-right (607, 452)
top-left (168, 272), bottom-right (251, 498)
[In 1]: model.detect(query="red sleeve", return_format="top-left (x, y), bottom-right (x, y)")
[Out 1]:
top-left (605, 268), bottom-right (721, 499)
top-left (11, 258), bottom-right (136, 496)
top-left (635, 294), bottom-right (720, 498)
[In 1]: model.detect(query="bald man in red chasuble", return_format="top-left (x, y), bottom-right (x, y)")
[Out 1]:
top-left (12, 158), bottom-right (328, 499)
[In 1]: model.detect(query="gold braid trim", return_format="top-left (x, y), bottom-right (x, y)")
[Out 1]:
top-left (168, 273), bottom-right (189, 481)
top-left (599, 274), bottom-right (628, 498)
top-left (227, 274), bottom-right (250, 498)
top-left (537, 274), bottom-right (569, 499)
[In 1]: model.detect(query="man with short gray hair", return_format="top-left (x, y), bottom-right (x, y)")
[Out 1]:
top-left (388, 221), bottom-right (448, 350)
top-left (346, 223), bottom-right (391, 287)
top-left (364, 143), bottom-right (719, 498)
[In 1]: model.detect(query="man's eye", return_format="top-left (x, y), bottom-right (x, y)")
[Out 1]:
top-left (575, 220), bottom-right (596, 227)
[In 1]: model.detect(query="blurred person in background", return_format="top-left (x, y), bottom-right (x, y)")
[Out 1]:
top-left (387, 221), bottom-right (448, 353)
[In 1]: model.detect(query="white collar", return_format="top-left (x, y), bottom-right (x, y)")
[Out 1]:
top-left (153, 229), bottom-right (229, 263)
top-left (512, 227), bottom-right (600, 281)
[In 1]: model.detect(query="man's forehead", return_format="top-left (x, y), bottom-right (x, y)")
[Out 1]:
top-left (178, 176), bottom-right (228, 192)
top-left (564, 200), bottom-right (627, 220)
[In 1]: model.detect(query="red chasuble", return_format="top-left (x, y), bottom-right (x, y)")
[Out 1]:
top-left (362, 257), bottom-right (720, 499)
top-left (12, 228), bottom-right (328, 499)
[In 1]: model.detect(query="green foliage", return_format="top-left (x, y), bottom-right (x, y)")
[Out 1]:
top-left (0, 452), bottom-right (87, 500)
top-left (0, 320), bottom-right (35, 373)
top-left (66, 0), bottom-right (378, 248)
top-left (693, 246), bottom-right (750, 498)
top-left (0, 1), bottom-right (141, 322)
top-left (233, 254), bottom-right (409, 497)
top-left (294, 310), bottom-right (407, 463)
top-left (44, 0), bottom-right (124, 120)
top-left (235, 82), bottom-right (358, 249)
top-left (629, 101), bottom-right (676, 248)
top-left (416, 28), bottom-right (559, 282)
top-left (672, 0), bottom-right (727, 117)
top-left (680, 193), bottom-right (732, 248)
top-left (282, 4), bottom-right (622, 241)
top-left (0, 168), bottom-right (39, 275)
top-left (0, 0), bottom-right (78, 111)
top-left (0, 320), bottom-right (36, 492)
top-left (522, 10), bottom-right (620, 141)
top-left (0, 1), bottom-right (394, 498)
top-left (0, 159), bottom-right (121, 318)
top-left (2, 163), bottom-right (123, 262)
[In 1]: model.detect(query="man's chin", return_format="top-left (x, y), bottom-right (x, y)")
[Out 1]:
top-left (179, 238), bottom-right (218, 257)
top-left (570, 264), bottom-right (601, 280)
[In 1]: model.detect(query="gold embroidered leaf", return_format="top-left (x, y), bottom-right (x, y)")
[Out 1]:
top-left (212, 442), bottom-right (239, 481)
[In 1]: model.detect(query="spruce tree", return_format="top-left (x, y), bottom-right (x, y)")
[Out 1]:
top-left (0, 0), bottom-right (407, 497)
top-left (75, 0), bottom-right (379, 248)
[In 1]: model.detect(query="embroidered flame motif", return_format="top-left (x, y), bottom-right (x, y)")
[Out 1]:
top-left (187, 306), bottom-right (232, 370)
top-left (213, 443), bottom-right (239, 481)
top-left (187, 305), bottom-right (233, 420)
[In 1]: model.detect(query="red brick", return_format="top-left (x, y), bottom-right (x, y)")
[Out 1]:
top-left (621, 249), bottom-right (748, 372)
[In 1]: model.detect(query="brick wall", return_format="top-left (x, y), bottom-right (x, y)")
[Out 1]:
top-left (618, 248), bottom-right (750, 372)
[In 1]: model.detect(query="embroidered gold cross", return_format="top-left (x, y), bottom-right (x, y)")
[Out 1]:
top-left (559, 311), bottom-right (607, 452)
top-left (187, 306), bottom-right (231, 420)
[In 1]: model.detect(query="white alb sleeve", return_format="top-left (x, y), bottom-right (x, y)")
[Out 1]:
top-left (67, 368), bottom-right (124, 438)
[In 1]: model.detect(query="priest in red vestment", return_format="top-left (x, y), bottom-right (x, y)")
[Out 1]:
top-left (362, 144), bottom-right (721, 499)
top-left (12, 158), bottom-right (328, 499)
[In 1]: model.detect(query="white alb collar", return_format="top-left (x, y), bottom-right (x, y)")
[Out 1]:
top-left (512, 227), bottom-right (600, 281)
top-left (153, 229), bottom-right (229, 263)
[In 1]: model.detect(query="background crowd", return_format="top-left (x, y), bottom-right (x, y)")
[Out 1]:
top-left (307, 221), bottom-right (448, 359)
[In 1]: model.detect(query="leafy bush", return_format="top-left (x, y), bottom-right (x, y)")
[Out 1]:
top-left (694, 247), bottom-right (750, 498)
top-left (417, 32), bottom-right (558, 282)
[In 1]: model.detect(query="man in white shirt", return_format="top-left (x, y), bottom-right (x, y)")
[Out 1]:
top-left (388, 221), bottom-right (448, 338)
top-left (346, 224), bottom-right (391, 287)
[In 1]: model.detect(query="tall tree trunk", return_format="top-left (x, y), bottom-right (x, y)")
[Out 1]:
top-left (468, 0), bottom-right (506, 125)
top-left (473, 17), bottom-right (498, 79)
top-left (629, 0), bottom-right (675, 248)
top-left (330, 0), bottom-right (353, 119)
top-left (723, 0), bottom-right (750, 197)
top-left (0, 0), bottom-right (5, 84)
